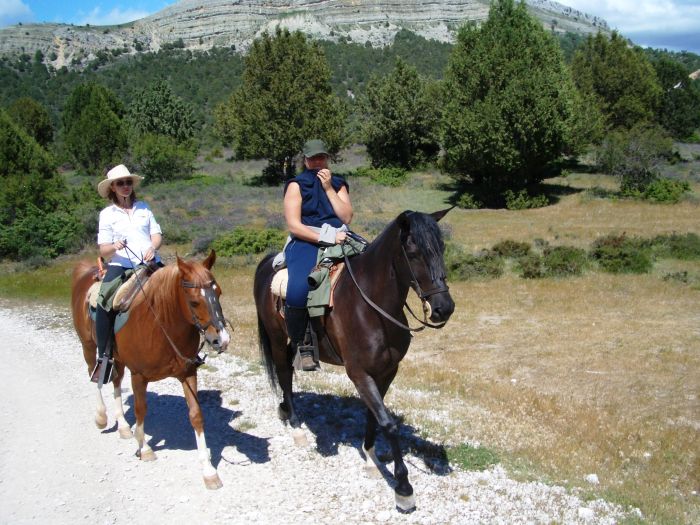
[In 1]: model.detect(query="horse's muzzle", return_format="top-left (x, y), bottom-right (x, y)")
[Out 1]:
top-left (428, 293), bottom-right (455, 323)
top-left (207, 328), bottom-right (231, 353)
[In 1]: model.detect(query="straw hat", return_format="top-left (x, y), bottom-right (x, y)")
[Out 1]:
top-left (97, 164), bottom-right (144, 198)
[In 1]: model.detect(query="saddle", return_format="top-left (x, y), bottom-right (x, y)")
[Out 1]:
top-left (270, 262), bottom-right (346, 366)
top-left (88, 261), bottom-right (157, 312)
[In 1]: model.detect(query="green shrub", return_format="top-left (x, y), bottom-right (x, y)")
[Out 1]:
top-left (492, 240), bottom-right (531, 258)
top-left (589, 234), bottom-right (652, 274)
top-left (447, 443), bottom-right (499, 472)
top-left (642, 178), bottom-right (691, 203)
top-left (212, 228), bottom-right (286, 256)
top-left (132, 133), bottom-right (196, 183)
top-left (0, 205), bottom-right (86, 260)
top-left (649, 232), bottom-right (700, 260)
top-left (503, 189), bottom-right (549, 210)
top-left (517, 253), bottom-right (545, 278)
top-left (456, 192), bottom-right (483, 209)
top-left (542, 246), bottom-right (587, 276)
top-left (445, 244), bottom-right (503, 281)
top-left (354, 166), bottom-right (408, 187)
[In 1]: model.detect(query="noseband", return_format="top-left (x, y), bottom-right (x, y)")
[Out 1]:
top-left (182, 279), bottom-right (227, 335)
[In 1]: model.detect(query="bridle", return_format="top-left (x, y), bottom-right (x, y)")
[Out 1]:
top-left (343, 234), bottom-right (449, 332)
top-left (182, 279), bottom-right (227, 336)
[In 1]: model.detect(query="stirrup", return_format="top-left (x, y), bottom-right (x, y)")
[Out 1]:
top-left (90, 356), bottom-right (114, 386)
top-left (298, 348), bottom-right (319, 372)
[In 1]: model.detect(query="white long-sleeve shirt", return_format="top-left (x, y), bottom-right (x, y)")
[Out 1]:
top-left (97, 201), bottom-right (162, 267)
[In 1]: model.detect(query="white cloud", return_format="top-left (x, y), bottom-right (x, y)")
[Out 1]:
top-left (77, 7), bottom-right (151, 27)
top-left (0, 0), bottom-right (33, 26)
top-left (556, 0), bottom-right (700, 34)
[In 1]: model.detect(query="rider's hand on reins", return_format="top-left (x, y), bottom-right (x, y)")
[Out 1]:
top-left (335, 230), bottom-right (347, 244)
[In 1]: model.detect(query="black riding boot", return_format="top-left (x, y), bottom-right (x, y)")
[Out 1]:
top-left (285, 305), bottom-right (318, 371)
top-left (92, 304), bottom-right (115, 385)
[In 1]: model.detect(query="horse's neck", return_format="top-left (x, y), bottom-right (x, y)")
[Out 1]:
top-left (134, 268), bottom-right (187, 328)
top-left (352, 224), bottom-right (409, 300)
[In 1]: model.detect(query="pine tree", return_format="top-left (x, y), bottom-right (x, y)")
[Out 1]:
top-left (359, 59), bottom-right (440, 169)
top-left (571, 32), bottom-right (662, 130)
top-left (62, 82), bottom-right (127, 175)
top-left (126, 80), bottom-right (197, 143)
top-left (652, 57), bottom-right (700, 139)
top-left (214, 28), bottom-right (346, 183)
top-left (7, 97), bottom-right (54, 147)
top-left (441, 0), bottom-right (590, 201)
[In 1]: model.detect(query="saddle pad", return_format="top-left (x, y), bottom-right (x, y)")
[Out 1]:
top-left (271, 268), bottom-right (288, 299)
top-left (270, 263), bottom-right (345, 304)
top-left (87, 281), bottom-right (101, 309)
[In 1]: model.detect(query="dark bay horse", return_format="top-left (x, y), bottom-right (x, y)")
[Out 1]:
top-left (71, 250), bottom-right (231, 489)
top-left (254, 209), bottom-right (455, 512)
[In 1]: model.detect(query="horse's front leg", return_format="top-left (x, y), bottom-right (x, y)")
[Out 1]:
top-left (112, 362), bottom-right (133, 439)
top-left (131, 373), bottom-right (156, 461)
top-left (351, 369), bottom-right (415, 513)
top-left (182, 374), bottom-right (222, 489)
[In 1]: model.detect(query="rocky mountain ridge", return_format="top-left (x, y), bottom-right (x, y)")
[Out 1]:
top-left (0, 0), bottom-right (608, 69)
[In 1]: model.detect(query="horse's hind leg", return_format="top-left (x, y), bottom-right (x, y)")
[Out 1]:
top-left (112, 363), bottom-right (132, 439)
top-left (275, 345), bottom-right (307, 446)
top-left (131, 373), bottom-right (156, 461)
top-left (182, 374), bottom-right (222, 490)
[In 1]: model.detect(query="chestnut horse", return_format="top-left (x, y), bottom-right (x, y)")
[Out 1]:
top-left (71, 250), bottom-right (231, 489)
top-left (254, 209), bottom-right (455, 512)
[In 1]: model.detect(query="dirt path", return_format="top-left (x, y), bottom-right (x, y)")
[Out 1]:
top-left (0, 304), bottom-right (636, 524)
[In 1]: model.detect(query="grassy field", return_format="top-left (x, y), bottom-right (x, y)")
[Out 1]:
top-left (1, 150), bottom-right (699, 524)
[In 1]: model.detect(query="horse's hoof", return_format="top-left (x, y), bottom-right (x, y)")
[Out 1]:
top-left (395, 493), bottom-right (416, 514)
top-left (277, 404), bottom-right (289, 422)
top-left (204, 474), bottom-right (223, 490)
top-left (95, 416), bottom-right (107, 430)
top-left (292, 428), bottom-right (308, 447)
top-left (118, 426), bottom-right (134, 439)
top-left (139, 449), bottom-right (157, 462)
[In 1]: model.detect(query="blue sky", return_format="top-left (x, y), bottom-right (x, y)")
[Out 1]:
top-left (1, 1), bottom-right (699, 54)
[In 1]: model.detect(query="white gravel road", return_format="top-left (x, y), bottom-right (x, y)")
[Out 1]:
top-left (0, 304), bottom-right (638, 524)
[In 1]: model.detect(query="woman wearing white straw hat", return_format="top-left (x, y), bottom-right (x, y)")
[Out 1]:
top-left (92, 164), bottom-right (163, 384)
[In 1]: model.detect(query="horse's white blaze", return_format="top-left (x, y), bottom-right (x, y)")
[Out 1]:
top-left (195, 431), bottom-right (216, 477)
top-left (218, 328), bottom-right (230, 350)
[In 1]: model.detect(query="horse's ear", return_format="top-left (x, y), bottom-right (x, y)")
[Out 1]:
top-left (397, 210), bottom-right (413, 232)
top-left (203, 250), bottom-right (216, 270)
top-left (176, 254), bottom-right (188, 275)
top-left (431, 206), bottom-right (455, 223)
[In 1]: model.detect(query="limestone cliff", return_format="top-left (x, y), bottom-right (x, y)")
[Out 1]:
top-left (0, 0), bottom-right (608, 69)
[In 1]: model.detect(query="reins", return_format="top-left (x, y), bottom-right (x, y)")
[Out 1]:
top-left (341, 236), bottom-right (447, 332)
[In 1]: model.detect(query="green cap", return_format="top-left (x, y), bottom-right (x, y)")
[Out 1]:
top-left (302, 139), bottom-right (329, 158)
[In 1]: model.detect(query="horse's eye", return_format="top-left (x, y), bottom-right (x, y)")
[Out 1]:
top-left (188, 301), bottom-right (199, 308)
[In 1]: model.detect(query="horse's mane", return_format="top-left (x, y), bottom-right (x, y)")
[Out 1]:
top-left (369, 212), bottom-right (446, 282)
top-left (138, 261), bottom-right (213, 325)
top-left (406, 212), bottom-right (447, 282)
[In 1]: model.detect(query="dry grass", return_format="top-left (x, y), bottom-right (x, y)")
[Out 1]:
top-left (5, 166), bottom-right (697, 523)
top-left (211, 172), bottom-right (700, 524)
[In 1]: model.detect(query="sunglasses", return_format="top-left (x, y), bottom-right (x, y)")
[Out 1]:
top-left (115, 179), bottom-right (133, 187)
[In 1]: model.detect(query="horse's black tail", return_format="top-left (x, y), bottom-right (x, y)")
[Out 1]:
top-left (257, 313), bottom-right (278, 394)
top-left (255, 252), bottom-right (279, 394)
